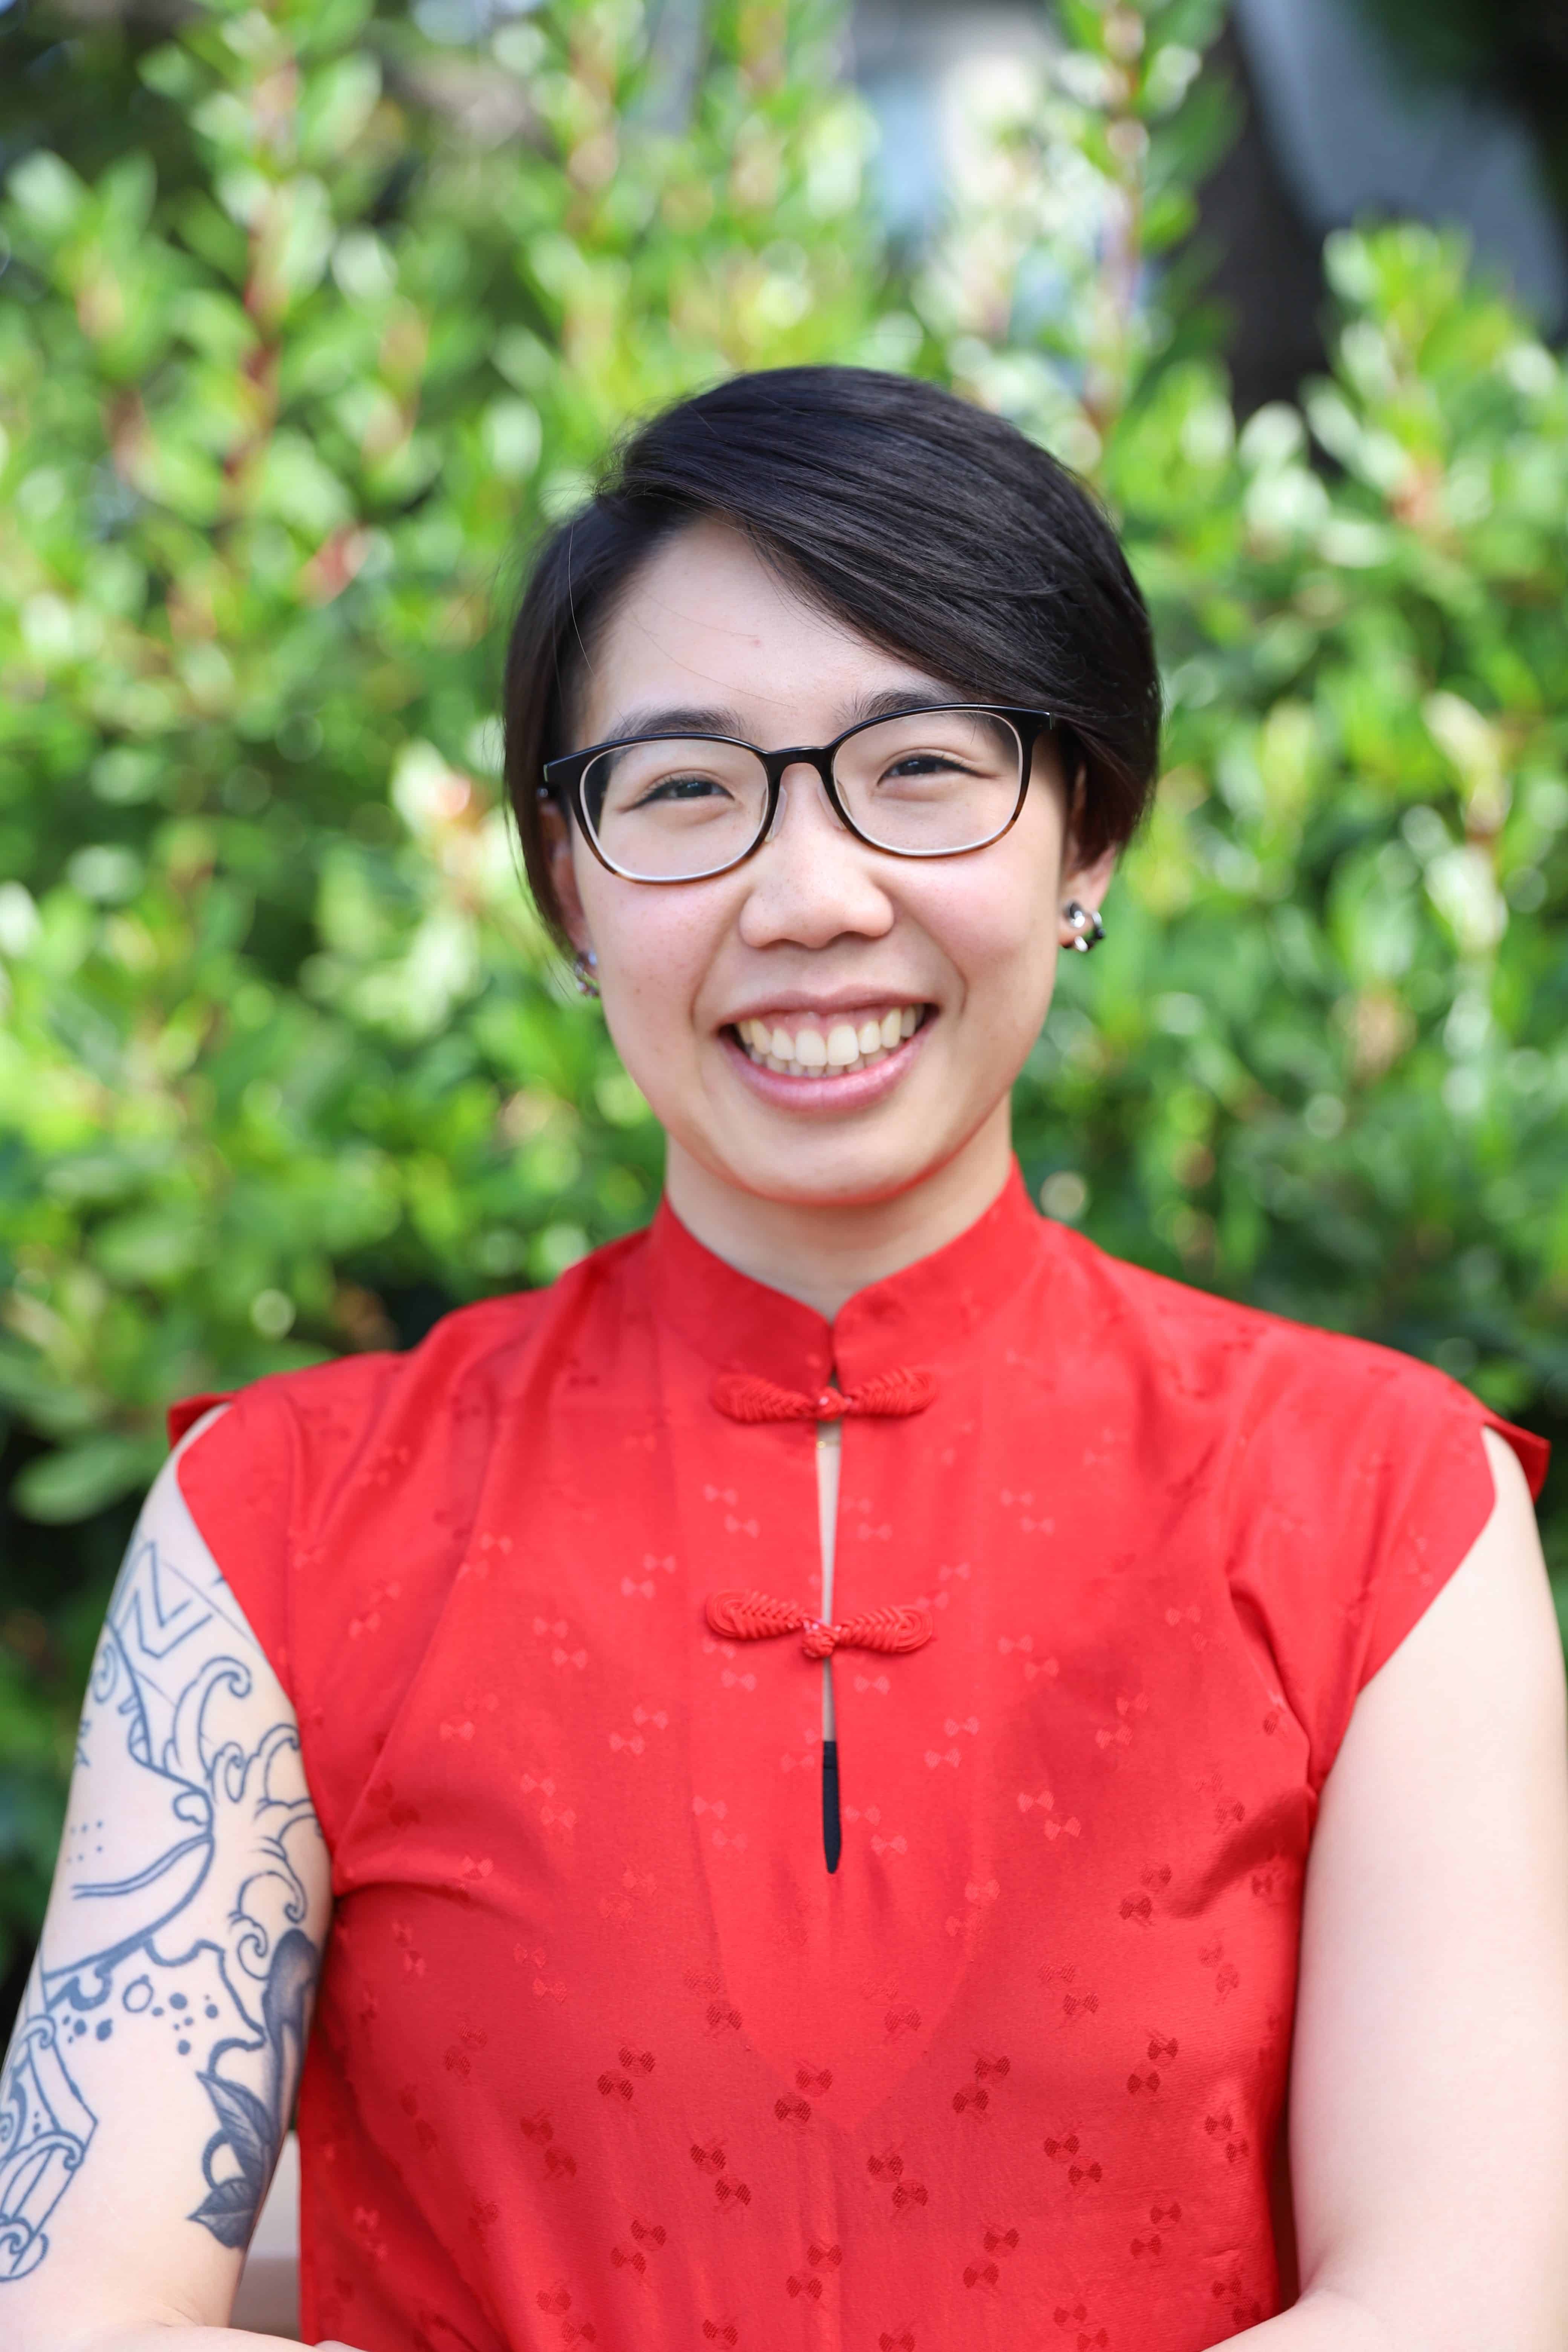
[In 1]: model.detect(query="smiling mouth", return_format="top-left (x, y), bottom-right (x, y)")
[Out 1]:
top-left (729, 1003), bottom-right (929, 1079)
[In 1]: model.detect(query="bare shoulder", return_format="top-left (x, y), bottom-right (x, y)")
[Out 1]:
top-left (0, 1408), bottom-right (332, 2341)
top-left (1289, 1429), bottom-right (1568, 2350)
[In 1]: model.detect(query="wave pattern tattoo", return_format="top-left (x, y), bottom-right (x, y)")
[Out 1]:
top-left (0, 1457), bottom-right (325, 2283)
top-left (0, 2009), bottom-right (97, 2281)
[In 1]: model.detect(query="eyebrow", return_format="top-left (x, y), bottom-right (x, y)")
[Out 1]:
top-left (596, 681), bottom-right (963, 748)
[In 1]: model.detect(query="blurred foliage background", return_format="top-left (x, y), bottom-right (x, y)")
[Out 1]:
top-left (1, 0), bottom-right (1564, 2007)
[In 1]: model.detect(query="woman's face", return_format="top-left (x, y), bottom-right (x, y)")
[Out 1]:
top-left (549, 520), bottom-right (1114, 1217)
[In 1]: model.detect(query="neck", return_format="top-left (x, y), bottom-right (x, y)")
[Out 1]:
top-left (662, 1107), bottom-right (1015, 1321)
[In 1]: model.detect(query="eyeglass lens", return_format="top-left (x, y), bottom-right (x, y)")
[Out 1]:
top-left (580, 709), bottom-right (1025, 881)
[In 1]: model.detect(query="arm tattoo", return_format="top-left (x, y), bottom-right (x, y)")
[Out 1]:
top-left (0, 1461), bottom-right (323, 2280)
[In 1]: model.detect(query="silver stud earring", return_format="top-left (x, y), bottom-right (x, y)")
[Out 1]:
top-left (573, 949), bottom-right (600, 998)
top-left (1062, 900), bottom-right (1105, 953)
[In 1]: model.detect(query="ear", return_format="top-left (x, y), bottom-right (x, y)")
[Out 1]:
top-left (1061, 833), bottom-right (1119, 915)
top-left (540, 795), bottom-right (591, 955)
top-left (1059, 762), bottom-right (1119, 913)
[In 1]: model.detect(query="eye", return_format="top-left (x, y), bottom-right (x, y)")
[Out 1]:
top-left (884, 751), bottom-right (971, 778)
top-left (629, 772), bottom-right (735, 808)
top-left (876, 748), bottom-right (984, 789)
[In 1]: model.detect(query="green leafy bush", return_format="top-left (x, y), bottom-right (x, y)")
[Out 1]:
top-left (1, 0), bottom-right (1563, 1989)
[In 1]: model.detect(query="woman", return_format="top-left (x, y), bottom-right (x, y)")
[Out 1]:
top-left (5, 368), bottom-right (1565, 2352)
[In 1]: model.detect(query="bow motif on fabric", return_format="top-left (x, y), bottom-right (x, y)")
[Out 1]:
top-left (710, 1367), bottom-right (936, 1423)
top-left (705, 1589), bottom-right (933, 1660)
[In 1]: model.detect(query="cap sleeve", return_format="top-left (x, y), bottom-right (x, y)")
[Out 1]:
top-left (166, 1335), bottom-right (493, 1852)
top-left (1355, 1388), bottom-right (1547, 1694)
top-left (1231, 1344), bottom-right (1548, 1794)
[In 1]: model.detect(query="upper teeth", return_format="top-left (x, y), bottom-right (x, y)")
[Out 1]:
top-left (738, 1004), bottom-right (921, 1076)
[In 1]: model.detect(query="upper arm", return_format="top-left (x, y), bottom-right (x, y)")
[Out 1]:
top-left (1289, 1428), bottom-right (1568, 2347)
top-left (0, 1408), bottom-right (332, 2345)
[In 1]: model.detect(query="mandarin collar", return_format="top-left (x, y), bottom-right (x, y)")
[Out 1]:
top-left (645, 1161), bottom-right (1050, 1394)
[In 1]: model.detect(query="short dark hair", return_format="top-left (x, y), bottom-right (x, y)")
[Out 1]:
top-left (502, 365), bottom-right (1161, 946)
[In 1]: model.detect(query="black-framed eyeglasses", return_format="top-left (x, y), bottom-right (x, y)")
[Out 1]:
top-left (540, 703), bottom-right (1057, 884)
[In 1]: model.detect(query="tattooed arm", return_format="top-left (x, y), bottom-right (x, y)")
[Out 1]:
top-left (0, 1407), bottom-right (350, 2352)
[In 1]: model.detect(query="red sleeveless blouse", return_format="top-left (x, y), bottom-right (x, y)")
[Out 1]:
top-left (173, 1167), bottom-right (1545, 2352)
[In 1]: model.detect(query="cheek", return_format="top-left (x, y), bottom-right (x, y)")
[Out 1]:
top-left (575, 857), bottom-right (714, 1070)
top-left (914, 856), bottom-right (1059, 1015)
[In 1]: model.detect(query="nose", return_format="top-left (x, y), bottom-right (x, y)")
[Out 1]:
top-left (735, 758), bottom-right (895, 951)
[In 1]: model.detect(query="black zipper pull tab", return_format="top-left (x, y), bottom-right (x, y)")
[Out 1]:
top-left (817, 1383), bottom-right (843, 1875)
top-left (822, 1736), bottom-right (842, 1873)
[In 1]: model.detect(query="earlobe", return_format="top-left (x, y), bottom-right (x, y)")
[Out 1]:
top-left (1058, 811), bottom-right (1118, 952)
top-left (1060, 899), bottom-right (1105, 953)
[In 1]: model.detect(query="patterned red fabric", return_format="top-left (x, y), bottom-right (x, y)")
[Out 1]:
top-left (175, 1165), bottom-right (1546, 2352)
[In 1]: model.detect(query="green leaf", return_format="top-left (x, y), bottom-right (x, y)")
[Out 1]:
top-left (11, 1435), bottom-right (156, 1525)
top-left (6, 151), bottom-right (86, 237)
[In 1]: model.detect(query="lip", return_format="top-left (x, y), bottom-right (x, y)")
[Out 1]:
top-left (720, 1013), bottom-right (933, 1115)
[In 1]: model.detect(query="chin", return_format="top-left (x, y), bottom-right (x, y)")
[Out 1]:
top-left (718, 1131), bottom-right (960, 1214)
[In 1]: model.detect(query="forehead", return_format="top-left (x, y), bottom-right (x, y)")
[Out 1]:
top-left (576, 519), bottom-right (950, 746)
